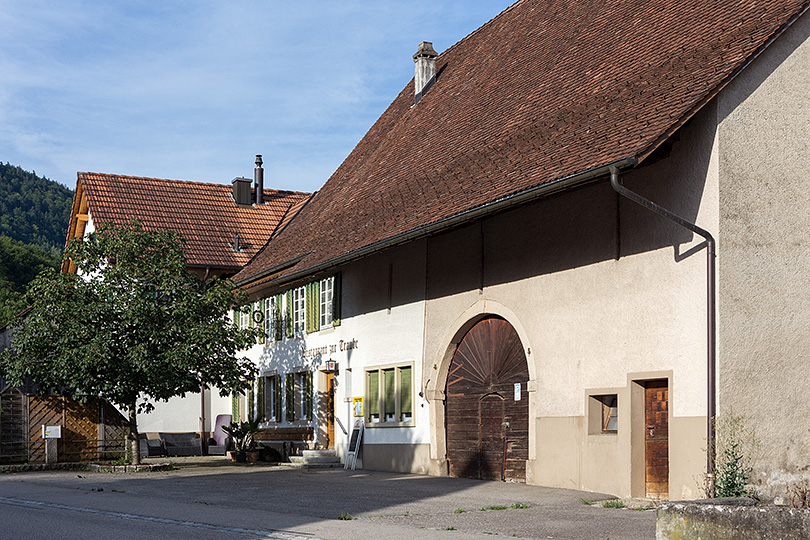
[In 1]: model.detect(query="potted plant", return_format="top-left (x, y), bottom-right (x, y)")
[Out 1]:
top-left (244, 415), bottom-right (263, 464)
top-left (222, 421), bottom-right (248, 462)
top-left (222, 415), bottom-right (263, 464)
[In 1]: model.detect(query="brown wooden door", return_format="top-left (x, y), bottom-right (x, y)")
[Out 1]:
top-left (446, 317), bottom-right (529, 482)
top-left (325, 373), bottom-right (335, 449)
top-left (479, 394), bottom-right (506, 480)
top-left (645, 380), bottom-right (669, 498)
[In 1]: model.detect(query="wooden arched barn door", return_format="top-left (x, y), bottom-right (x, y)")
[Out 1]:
top-left (446, 317), bottom-right (529, 481)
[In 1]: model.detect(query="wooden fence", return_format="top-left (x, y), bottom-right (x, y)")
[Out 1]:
top-left (0, 387), bottom-right (129, 464)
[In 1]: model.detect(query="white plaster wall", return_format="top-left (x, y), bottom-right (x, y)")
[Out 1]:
top-left (422, 100), bottom-right (719, 496)
top-left (243, 239), bottom-right (430, 455)
top-left (136, 388), bottom-right (232, 434)
top-left (717, 10), bottom-right (810, 496)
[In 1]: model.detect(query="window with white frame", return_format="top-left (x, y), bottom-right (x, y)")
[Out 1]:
top-left (319, 277), bottom-right (334, 329)
top-left (285, 371), bottom-right (312, 422)
top-left (239, 304), bottom-right (250, 330)
top-left (262, 374), bottom-right (281, 422)
top-left (366, 364), bottom-right (413, 425)
top-left (292, 287), bottom-right (306, 333)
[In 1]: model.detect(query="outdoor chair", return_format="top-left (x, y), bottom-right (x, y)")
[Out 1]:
top-left (138, 433), bottom-right (166, 458)
top-left (207, 414), bottom-right (232, 455)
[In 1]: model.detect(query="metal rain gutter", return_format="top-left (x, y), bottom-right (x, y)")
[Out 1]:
top-left (235, 157), bottom-right (638, 289)
top-left (609, 164), bottom-right (717, 494)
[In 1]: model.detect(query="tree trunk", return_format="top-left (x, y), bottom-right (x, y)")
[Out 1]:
top-left (129, 401), bottom-right (140, 465)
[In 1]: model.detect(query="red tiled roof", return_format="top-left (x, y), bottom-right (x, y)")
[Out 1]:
top-left (234, 0), bottom-right (810, 285)
top-left (77, 173), bottom-right (310, 270)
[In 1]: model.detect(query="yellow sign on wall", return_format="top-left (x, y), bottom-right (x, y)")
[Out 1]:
top-left (352, 397), bottom-right (364, 417)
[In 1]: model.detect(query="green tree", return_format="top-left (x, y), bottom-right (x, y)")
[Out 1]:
top-left (0, 235), bottom-right (60, 325)
top-left (0, 220), bottom-right (260, 463)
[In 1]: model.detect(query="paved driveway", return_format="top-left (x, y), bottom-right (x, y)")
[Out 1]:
top-left (0, 458), bottom-right (655, 540)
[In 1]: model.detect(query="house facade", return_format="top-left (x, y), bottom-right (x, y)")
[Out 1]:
top-left (235, 0), bottom-right (810, 500)
top-left (62, 164), bottom-right (309, 438)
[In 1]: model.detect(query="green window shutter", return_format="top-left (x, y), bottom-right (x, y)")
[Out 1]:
top-left (285, 290), bottom-right (293, 338)
top-left (368, 370), bottom-right (379, 420)
top-left (332, 273), bottom-right (341, 326)
top-left (247, 380), bottom-right (255, 419)
top-left (257, 299), bottom-right (265, 344)
top-left (383, 368), bottom-right (396, 419)
top-left (305, 371), bottom-right (313, 421)
top-left (256, 376), bottom-right (265, 421)
top-left (307, 281), bottom-right (320, 332)
top-left (305, 283), bottom-right (313, 333)
top-left (399, 366), bottom-right (412, 421)
top-left (232, 308), bottom-right (239, 328)
top-left (274, 375), bottom-right (282, 421)
top-left (232, 391), bottom-right (240, 421)
top-left (285, 373), bottom-right (295, 422)
top-left (274, 294), bottom-right (283, 341)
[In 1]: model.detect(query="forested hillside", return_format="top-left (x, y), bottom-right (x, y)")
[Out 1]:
top-left (0, 235), bottom-right (60, 325)
top-left (0, 163), bottom-right (73, 255)
top-left (0, 163), bottom-right (72, 325)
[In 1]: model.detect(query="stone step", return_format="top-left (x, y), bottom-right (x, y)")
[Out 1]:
top-left (302, 449), bottom-right (337, 458)
top-left (289, 454), bottom-right (341, 465)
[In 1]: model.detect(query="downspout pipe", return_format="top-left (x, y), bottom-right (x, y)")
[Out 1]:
top-left (609, 165), bottom-right (717, 495)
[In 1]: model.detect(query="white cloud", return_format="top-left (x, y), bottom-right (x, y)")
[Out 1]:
top-left (0, 1), bottom-right (514, 191)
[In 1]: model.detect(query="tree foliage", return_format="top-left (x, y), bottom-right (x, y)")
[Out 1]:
top-left (0, 162), bottom-right (73, 255)
top-left (1, 221), bottom-right (260, 440)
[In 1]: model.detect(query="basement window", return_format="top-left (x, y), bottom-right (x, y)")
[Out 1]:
top-left (588, 394), bottom-right (619, 434)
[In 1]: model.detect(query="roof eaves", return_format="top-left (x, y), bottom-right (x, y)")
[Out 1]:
top-left (234, 253), bottom-right (312, 287)
top-left (236, 156), bottom-right (637, 289)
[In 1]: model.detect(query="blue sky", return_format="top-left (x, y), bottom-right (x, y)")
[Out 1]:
top-left (1, 1), bottom-right (514, 192)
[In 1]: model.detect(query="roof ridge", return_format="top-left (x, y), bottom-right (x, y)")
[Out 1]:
top-left (79, 171), bottom-right (310, 196)
top-left (431, 0), bottom-right (525, 61)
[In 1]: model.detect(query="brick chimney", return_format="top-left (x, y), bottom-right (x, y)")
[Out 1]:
top-left (413, 41), bottom-right (438, 105)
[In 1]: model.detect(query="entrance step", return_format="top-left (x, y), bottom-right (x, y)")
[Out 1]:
top-left (289, 449), bottom-right (342, 468)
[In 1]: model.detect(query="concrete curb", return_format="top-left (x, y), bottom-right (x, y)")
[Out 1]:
top-left (0, 462), bottom-right (174, 473)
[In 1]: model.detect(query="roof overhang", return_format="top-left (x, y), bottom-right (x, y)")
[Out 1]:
top-left (235, 156), bottom-right (638, 289)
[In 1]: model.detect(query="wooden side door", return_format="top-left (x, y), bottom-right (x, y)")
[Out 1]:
top-left (325, 372), bottom-right (335, 449)
top-left (479, 394), bottom-right (506, 480)
top-left (645, 380), bottom-right (669, 498)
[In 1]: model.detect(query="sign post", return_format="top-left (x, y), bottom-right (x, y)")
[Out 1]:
top-left (42, 425), bottom-right (62, 464)
top-left (344, 419), bottom-right (364, 470)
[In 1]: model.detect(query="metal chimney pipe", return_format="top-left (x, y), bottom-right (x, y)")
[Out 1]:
top-left (254, 154), bottom-right (264, 205)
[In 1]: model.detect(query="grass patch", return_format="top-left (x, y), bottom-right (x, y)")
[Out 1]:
top-left (337, 512), bottom-right (355, 520)
top-left (601, 499), bottom-right (625, 509)
top-left (510, 502), bottom-right (528, 509)
top-left (480, 505), bottom-right (508, 511)
top-left (453, 508), bottom-right (465, 514)
top-left (445, 527), bottom-right (456, 530)
top-left (579, 498), bottom-right (595, 505)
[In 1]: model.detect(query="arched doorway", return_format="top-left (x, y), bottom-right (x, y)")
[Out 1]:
top-left (445, 317), bottom-right (529, 481)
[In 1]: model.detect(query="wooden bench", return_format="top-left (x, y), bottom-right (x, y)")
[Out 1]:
top-left (254, 427), bottom-right (314, 458)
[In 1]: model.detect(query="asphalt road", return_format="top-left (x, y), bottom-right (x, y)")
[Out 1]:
top-left (0, 458), bottom-right (656, 540)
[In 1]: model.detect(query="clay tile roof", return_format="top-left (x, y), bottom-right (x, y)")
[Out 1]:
top-left (77, 172), bottom-right (310, 270)
top-left (234, 0), bottom-right (810, 285)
